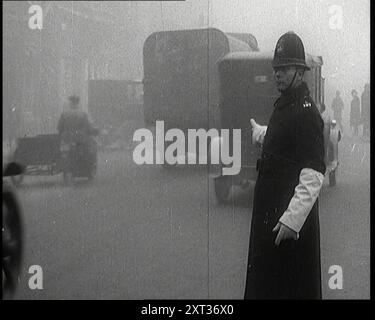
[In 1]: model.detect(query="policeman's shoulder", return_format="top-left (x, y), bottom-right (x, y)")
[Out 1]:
top-left (299, 95), bottom-right (314, 108)
top-left (296, 96), bottom-right (322, 120)
top-left (296, 96), bottom-right (318, 113)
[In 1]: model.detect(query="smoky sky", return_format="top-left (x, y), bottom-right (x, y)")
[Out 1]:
top-left (208, 0), bottom-right (370, 106)
top-left (155, 0), bottom-right (369, 113)
top-left (3, 0), bottom-right (370, 120)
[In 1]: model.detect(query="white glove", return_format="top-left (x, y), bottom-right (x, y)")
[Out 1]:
top-left (279, 168), bottom-right (325, 233)
top-left (250, 119), bottom-right (267, 146)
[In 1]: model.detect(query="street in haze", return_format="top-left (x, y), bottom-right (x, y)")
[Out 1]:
top-left (3, 0), bottom-right (370, 302)
top-left (12, 135), bottom-right (370, 300)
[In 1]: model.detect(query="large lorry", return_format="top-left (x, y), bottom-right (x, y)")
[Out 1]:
top-left (87, 79), bottom-right (143, 149)
top-left (142, 28), bottom-right (258, 132)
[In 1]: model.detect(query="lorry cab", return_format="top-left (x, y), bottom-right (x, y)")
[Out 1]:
top-left (214, 51), bottom-right (339, 205)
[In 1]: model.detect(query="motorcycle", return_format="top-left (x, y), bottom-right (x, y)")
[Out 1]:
top-left (60, 128), bottom-right (99, 184)
top-left (3, 162), bottom-right (24, 298)
top-left (61, 138), bottom-right (98, 184)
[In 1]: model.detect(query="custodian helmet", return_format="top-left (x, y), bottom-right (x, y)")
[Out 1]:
top-left (272, 31), bottom-right (310, 70)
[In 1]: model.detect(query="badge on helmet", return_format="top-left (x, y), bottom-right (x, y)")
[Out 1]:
top-left (273, 31), bottom-right (310, 70)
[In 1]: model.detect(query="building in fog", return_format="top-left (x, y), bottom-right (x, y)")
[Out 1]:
top-left (3, 1), bottom-right (142, 139)
top-left (3, 1), bottom-right (212, 141)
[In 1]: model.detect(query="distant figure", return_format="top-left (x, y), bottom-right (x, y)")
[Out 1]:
top-left (57, 95), bottom-right (93, 144)
top-left (320, 102), bottom-right (326, 114)
top-left (350, 89), bottom-right (361, 137)
top-left (361, 83), bottom-right (370, 139)
top-left (331, 90), bottom-right (344, 131)
top-left (57, 95), bottom-right (97, 166)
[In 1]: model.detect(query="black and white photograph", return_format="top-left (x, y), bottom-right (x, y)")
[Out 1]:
top-left (2, 0), bottom-right (370, 302)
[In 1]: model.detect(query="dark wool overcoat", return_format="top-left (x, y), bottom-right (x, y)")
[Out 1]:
top-left (244, 82), bottom-right (326, 299)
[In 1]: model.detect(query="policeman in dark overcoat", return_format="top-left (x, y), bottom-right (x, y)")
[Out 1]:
top-left (244, 32), bottom-right (326, 299)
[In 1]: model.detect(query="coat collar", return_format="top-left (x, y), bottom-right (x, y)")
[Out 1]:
top-left (274, 82), bottom-right (310, 109)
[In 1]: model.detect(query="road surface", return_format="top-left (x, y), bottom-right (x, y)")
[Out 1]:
top-left (9, 135), bottom-right (370, 299)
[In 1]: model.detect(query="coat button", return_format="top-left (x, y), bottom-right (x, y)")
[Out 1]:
top-left (264, 211), bottom-right (269, 224)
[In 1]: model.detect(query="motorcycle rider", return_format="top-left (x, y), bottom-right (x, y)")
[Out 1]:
top-left (57, 95), bottom-right (97, 180)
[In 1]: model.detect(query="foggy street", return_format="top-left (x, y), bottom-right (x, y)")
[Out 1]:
top-left (3, 0), bottom-right (370, 302)
top-left (12, 135), bottom-right (370, 300)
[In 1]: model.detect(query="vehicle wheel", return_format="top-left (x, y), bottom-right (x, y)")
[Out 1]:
top-left (63, 171), bottom-right (72, 185)
top-left (329, 169), bottom-right (336, 187)
top-left (88, 163), bottom-right (97, 180)
top-left (10, 173), bottom-right (24, 187)
top-left (214, 176), bottom-right (230, 204)
top-left (2, 188), bottom-right (23, 297)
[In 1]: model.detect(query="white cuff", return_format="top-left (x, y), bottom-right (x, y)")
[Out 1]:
top-left (279, 168), bottom-right (324, 233)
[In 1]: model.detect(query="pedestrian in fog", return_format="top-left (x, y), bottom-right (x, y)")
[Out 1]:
top-left (57, 95), bottom-right (97, 175)
top-left (245, 32), bottom-right (325, 299)
top-left (331, 90), bottom-right (344, 131)
top-left (57, 95), bottom-right (94, 144)
top-left (350, 89), bottom-right (361, 137)
top-left (361, 83), bottom-right (370, 140)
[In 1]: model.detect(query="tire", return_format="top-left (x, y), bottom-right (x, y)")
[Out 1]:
top-left (329, 169), bottom-right (336, 187)
top-left (88, 162), bottom-right (97, 180)
top-left (63, 171), bottom-right (72, 185)
top-left (10, 173), bottom-right (24, 187)
top-left (214, 175), bottom-right (230, 204)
